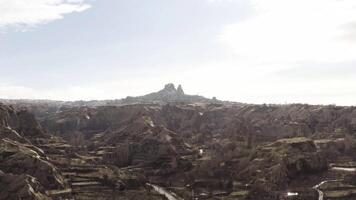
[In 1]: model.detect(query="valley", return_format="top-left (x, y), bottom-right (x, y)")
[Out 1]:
top-left (2, 84), bottom-right (356, 200)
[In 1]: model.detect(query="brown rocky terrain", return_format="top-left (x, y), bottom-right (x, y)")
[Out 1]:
top-left (31, 102), bottom-right (356, 199)
top-left (2, 84), bottom-right (356, 200)
top-left (0, 103), bottom-right (168, 200)
top-left (0, 170), bottom-right (50, 200)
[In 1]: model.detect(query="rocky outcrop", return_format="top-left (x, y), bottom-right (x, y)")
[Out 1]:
top-left (122, 83), bottom-right (218, 104)
top-left (97, 116), bottom-right (192, 174)
top-left (2, 84), bottom-right (222, 108)
top-left (0, 170), bottom-right (50, 200)
top-left (0, 138), bottom-right (66, 189)
top-left (177, 84), bottom-right (184, 95)
top-left (16, 110), bottom-right (49, 139)
top-left (0, 103), bottom-right (67, 198)
top-left (0, 126), bottom-right (29, 143)
top-left (237, 137), bottom-right (327, 189)
top-left (0, 103), bottom-right (48, 142)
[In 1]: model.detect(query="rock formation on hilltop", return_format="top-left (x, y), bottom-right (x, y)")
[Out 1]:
top-left (122, 83), bottom-right (218, 104)
top-left (1, 83), bottom-right (221, 108)
top-left (177, 84), bottom-right (184, 95)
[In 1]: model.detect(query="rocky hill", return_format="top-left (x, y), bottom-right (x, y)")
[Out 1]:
top-left (0, 83), bottom-right (220, 109)
top-left (2, 86), bottom-right (356, 199)
top-left (122, 83), bottom-right (219, 104)
top-left (32, 102), bottom-right (356, 199)
top-left (0, 103), bottom-right (65, 199)
top-left (0, 103), bottom-right (170, 200)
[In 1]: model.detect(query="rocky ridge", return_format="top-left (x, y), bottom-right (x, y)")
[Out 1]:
top-left (2, 85), bottom-right (356, 199)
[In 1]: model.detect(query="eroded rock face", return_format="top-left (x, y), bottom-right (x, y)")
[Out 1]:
top-left (16, 110), bottom-right (49, 139)
top-left (0, 170), bottom-right (50, 200)
top-left (238, 137), bottom-right (327, 189)
top-left (97, 116), bottom-right (192, 174)
top-left (6, 100), bottom-right (356, 199)
top-left (0, 103), bottom-right (48, 142)
top-left (0, 138), bottom-right (65, 189)
top-left (36, 103), bottom-right (356, 188)
top-left (0, 104), bottom-right (64, 198)
top-left (0, 126), bottom-right (29, 143)
top-left (0, 104), bottom-right (17, 127)
top-left (41, 103), bottom-right (356, 144)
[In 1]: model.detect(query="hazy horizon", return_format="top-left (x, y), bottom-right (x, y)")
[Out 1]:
top-left (1, 0), bottom-right (356, 105)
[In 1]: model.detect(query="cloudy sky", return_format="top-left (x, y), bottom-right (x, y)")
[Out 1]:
top-left (1, 0), bottom-right (356, 105)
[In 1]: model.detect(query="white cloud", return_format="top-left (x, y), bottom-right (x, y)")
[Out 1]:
top-left (218, 0), bottom-right (356, 63)
top-left (0, 0), bottom-right (91, 29)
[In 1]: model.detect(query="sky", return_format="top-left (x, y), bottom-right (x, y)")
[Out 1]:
top-left (0, 0), bottom-right (356, 105)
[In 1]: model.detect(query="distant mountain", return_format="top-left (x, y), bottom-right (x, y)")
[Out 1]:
top-left (121, 83), bottom-right (219, 105)
top-left (0, 83), bottom-right (221, 109)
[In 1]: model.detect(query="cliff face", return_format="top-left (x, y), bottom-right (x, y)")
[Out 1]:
top-left (0, 104), bottom-right (66, 200)
top-left (0, 103), bottom-right (48, 141)
top-left (0, 138), bottom-right (65, 189)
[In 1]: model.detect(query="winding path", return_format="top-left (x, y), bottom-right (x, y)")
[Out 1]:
top-left (313, 181), bottom-right (326, 200)
top-left (313, 180), bottom-right (339, 200)
top-left (146, 183), bottom-right (184, 200)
